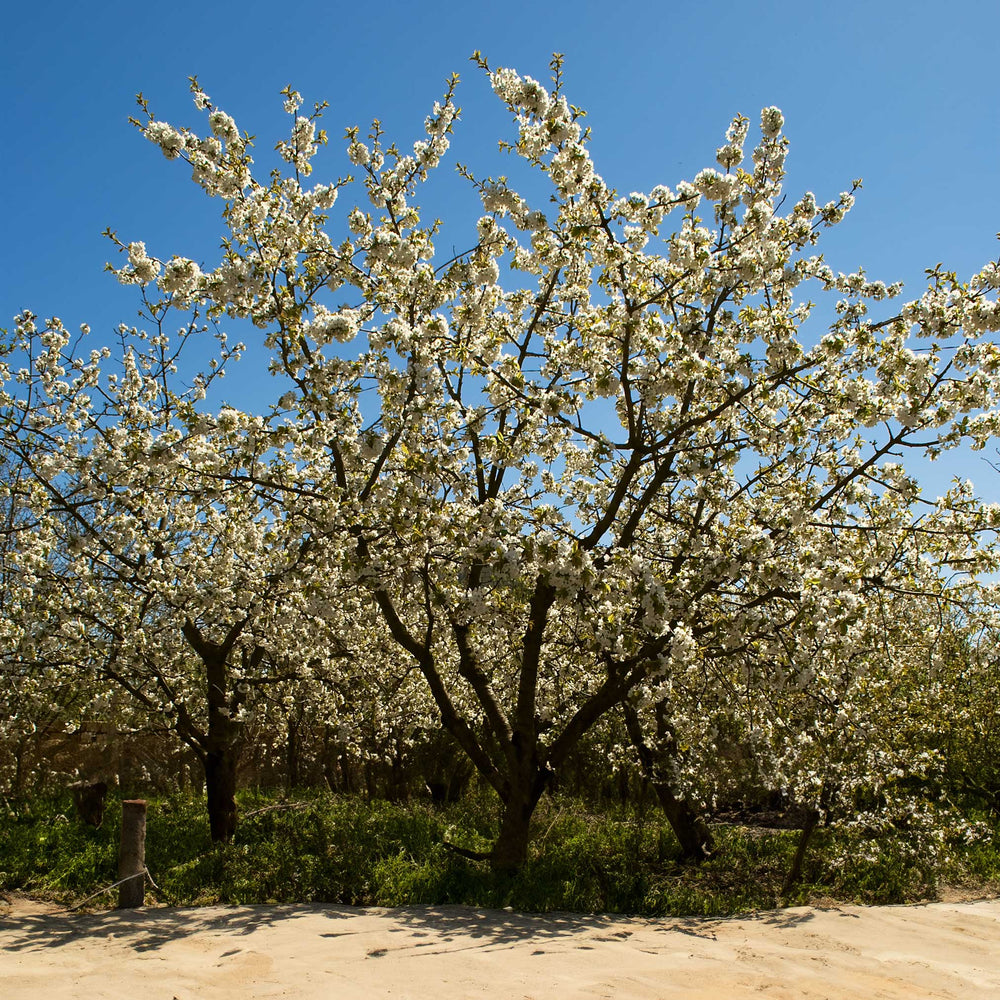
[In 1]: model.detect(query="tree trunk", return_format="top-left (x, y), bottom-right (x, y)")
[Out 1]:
top-left (205, 747), bottom-right (239, 843)
top-left (489, 739), bottom-right (550, 873)
top-left (781, 807), bottom-right (820, 897)
top-left (178, 620), bottom-right (247, 842)
top-left (388, 751), bottom-right (408, 802)
top-left (651, 782), bottom-right (714, 860)
top-left (13, 740), bottom-right (26, 799)
top-left (286, 713), bottom-right (301, 794)
top-left (70, 780), bottom-right (108, 827)
top-left (622, 702), bottom-right (714, 861)
top-left (321, 725), bottom-right (345, 793)
top-left (491, 784), bottom-right (540, 872)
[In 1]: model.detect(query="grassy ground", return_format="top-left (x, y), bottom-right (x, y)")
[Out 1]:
top-left (2, 788), bottom-right (998, 916)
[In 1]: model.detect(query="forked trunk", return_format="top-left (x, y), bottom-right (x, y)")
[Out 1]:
top-left (178, 621), bottom-right (247, 843)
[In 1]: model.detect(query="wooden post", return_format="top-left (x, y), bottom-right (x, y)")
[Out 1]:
top-left (117, 799), bottom-right (147, 908)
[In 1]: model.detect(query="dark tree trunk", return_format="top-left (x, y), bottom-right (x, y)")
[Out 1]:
top-left (491, 772), bottom-right (548, 872)
top-left (70, 780), bottom-right (109, 828)
top-left (782, 807), bottom-right (820, 897)
top-left (205, 746), bottom-right (239, 843)
top-left (321, 725), bottom-right (345, 793)
top-left (185, 627), bottom-right (243, 843)
top-left (388, 751), bottom-right (408, 802)
top-left (13, 740), bottom-right (27, 799)
top-left (651, 782), bottom-right (714, 860)
top-left (286, 712), bottom-right (301, 794)
top-left (622, 702), bottom-right (714, 861)
top-left (489, 731), bottom-right (551, 872)
top-left (173, 621), bottom-right (247, 842)
top-left (491, 800), bottom-right (533, 872)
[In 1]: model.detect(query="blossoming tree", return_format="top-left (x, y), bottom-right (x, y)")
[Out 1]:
top-left (0, 306), bottom-right (356, 840)
top-left (622, 479), bottom-right (999, 865)
top-left (8, 55), bottom-right (1000, 868)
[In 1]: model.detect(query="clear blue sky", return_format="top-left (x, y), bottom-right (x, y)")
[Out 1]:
top-left (2, 0), bottom-right (999, 498)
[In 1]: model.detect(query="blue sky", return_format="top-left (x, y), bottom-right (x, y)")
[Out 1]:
top-left (2, 0), bottom-right (999, 499)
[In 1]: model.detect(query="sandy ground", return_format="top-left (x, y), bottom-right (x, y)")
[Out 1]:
top-left (2, 894), bottom-right (999, 999)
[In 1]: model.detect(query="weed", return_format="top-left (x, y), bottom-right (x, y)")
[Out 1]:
top-left (2, 789), bottom-right (996, 915)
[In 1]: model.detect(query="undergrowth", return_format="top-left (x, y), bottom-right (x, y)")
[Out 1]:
top-left (1, 788), bottom-right (997, 915)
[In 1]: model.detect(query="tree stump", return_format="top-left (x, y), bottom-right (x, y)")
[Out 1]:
top-left (117, 799), bottom-right (147, 908)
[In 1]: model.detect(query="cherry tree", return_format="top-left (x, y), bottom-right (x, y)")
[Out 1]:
top-left (911, 586), bottom-right (1000, 816)
top-left (623, 480), bottom-right (999, 868)
top-left (0, 452), bottom-right (99, 800)
top-left (0, 306), bottom-right (354, 840)
top-left (11, 56), bottom-right (1000, 869)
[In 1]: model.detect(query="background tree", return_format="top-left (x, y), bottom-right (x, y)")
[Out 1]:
top-left (0, 308), bottom-right (351, 840)
top-left (622, 477), bottom-right (1000, 861)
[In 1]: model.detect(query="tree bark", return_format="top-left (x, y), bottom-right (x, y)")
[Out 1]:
top-left (205, 746), bottom-right (239, 843)
top-left (286, 711), bottom-right (301, 794)
top-left (651, 782), bottom-right (714, 860)
top-left (781, 807), bottom-right (820, 897)
top-left (489, 731), bottom-right (551, 872)
top-left (178, 625), bottom-right (243, 843)
top-left (70, 780), bottom-right (108, 828)
top-left (622, 701), bottom-right (714, 861)
top-left (491, 775), bottom-right (547, 872)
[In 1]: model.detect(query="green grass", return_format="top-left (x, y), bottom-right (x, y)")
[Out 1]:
top-left (2, 789), bottom-right (997, 915)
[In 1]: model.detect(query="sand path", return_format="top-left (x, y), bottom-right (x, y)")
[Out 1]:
top-left (2, 896), bottom-right (998, 998)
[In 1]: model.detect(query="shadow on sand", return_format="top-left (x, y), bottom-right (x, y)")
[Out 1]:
top-left (0, 897), bottom-right (830, 958)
